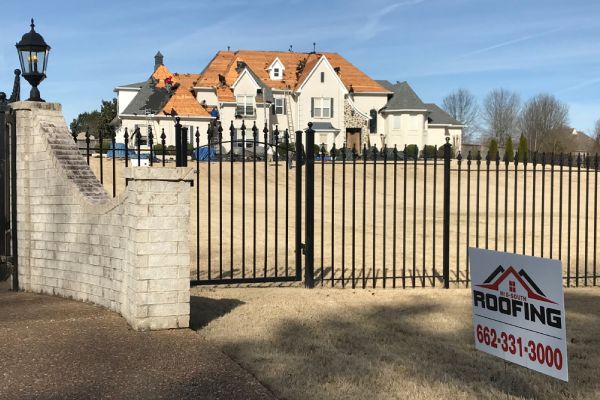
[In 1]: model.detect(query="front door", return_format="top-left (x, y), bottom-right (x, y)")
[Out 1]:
top-left (346, 129), bottom-right (361, 155)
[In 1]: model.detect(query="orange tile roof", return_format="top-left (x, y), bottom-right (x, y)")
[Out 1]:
top-left (160, 73), bottom-right (211, 117)
top-left (152, 64), bottom-right (175, 88)
top-left (196, 50), bottom-right (389, 102)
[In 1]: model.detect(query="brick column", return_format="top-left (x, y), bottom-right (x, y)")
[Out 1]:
top-left (11, 101), bottom-right (192, 331)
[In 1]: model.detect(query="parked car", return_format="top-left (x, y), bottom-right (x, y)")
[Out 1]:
top-left (231, 140), bottom-right (274, 160)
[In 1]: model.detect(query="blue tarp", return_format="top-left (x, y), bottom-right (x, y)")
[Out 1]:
top-left (106, 143), bottom-right (137, 159)
top-left (194, 146), bottom-right (216, 161)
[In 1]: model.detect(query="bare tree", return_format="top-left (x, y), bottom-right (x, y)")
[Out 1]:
top-left (442, 88), bottom-right (478, 143)
top-left (519, 94), bottom-right (569, 152)
top-left (481, 88), bottom-right (520, 146)
top-left (594, 119), bottom-right (600, 151)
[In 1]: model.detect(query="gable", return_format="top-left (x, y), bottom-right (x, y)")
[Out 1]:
top-left (231, 68), bottom-right (261, 95)
top-left (297, 56), bottom-right (347, 94)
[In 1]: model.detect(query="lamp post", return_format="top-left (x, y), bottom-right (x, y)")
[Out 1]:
top-left (15, 19), bottom-right (50, 102)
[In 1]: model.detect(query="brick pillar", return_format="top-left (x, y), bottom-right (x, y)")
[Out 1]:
top-left (124, 168), bottom-right (192, 330)
top-left (10, 101), bottom-right (192, 331)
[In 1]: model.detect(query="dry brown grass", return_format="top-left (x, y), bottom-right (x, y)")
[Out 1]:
top-left (89, 157), bottom-right (599, 286)
top-left (191, 286), bottom-right (600, 400)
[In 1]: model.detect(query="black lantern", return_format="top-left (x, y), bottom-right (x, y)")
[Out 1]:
top-left (15, 19), bottom-right (50, 102)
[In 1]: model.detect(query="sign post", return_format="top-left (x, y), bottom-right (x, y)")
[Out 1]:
top-left (469, 248), bottom-right (568, 381)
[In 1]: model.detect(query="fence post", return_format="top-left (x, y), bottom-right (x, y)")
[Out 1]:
top-left (175, 117), bottom-right (183, 167)
top-left (304, 123), bottom-right (315, 288)
top-left (295, 130), bottom-right (304, 282)
top-left (443, 137), bottom-right (451, 288)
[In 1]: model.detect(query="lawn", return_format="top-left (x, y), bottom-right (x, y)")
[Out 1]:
top-left (190, 286), bottom-right (600, 400)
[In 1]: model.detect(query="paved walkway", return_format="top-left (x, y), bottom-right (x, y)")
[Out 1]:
top-left (0, 291), bottom-right (276, 400)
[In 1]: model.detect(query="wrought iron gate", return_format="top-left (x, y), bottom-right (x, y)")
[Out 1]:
top-left (0, 87), bottom-right (18, 288)
top-left (190, 123), bottom-right (305, 286)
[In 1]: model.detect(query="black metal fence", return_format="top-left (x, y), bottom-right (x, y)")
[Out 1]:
top-left (78, 120), bottom-right (600, 289)
top-left (0, 73), bottom-right (19, 288)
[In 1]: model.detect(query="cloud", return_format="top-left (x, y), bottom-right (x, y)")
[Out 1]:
top-left (453, 28), bottom-right (562, 60)
top-left (557, 77), bottom-right (600, 94)
top-left (357, 0), bottom-right (425, 40)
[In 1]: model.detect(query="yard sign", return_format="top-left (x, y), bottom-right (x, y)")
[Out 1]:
top-left (468, 248), bottom-right (568, 381)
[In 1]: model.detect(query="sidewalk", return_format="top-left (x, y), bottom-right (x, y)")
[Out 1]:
top-left (0, 290), bottom-right (276, 400)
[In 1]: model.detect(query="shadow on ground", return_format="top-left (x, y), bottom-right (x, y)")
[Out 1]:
top-left (198, 289), bottom-right (600, 400)
top-left (190, 296), bottom-right (245, 330)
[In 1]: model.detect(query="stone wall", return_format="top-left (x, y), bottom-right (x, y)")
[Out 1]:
top-left (12, 101), bottom-right (192, 330)
top-left (343, 100), bottom-right (369, 146)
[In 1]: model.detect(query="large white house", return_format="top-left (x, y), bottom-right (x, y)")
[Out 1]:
top-left (114, 50), bottom-right (463, 153)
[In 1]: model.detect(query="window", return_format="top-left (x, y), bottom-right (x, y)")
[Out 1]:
top-left (274, 68), bottom-right (280, 78)
top-left (369, 109), bottom-right (377, 133)
top-left (393, 115), bottom-right (401, 129)
top-left (236, 95), bottom-right (255, 117)
top-left (312, 97), bottom-right (332, 118)
top-left (275, 97), bottom-right (285, 114)
top-left (320, 72), bottom-right (325, 83)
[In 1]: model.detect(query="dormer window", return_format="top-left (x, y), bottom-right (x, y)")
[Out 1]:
top-left (268, 57), bottom-right (285, 80)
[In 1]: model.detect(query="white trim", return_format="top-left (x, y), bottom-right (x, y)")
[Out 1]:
top-left (351, 91), bottom-right (394, 95)
top-left (429, 123), bottom-right (465, 127)
top-left (231, 68), bottom-right (261, 91)
top-left (119, 114), bottom-right (213, 121)
top-left (296, 56), bottom-right (349, 95)
top-left (266, 57), bottom-right (285, 72)
top-left (382, 109), bottom-right (428, 113)
top-left (113, 86), bottom-right (142, 92)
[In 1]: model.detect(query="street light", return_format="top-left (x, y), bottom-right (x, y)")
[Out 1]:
top-left (15, 19), bottom-right (50, 102)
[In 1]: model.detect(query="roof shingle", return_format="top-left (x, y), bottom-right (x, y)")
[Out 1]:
top-left (197, 50), bottom-right (389, 101)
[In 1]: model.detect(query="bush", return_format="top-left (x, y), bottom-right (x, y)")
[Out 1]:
top-left (277, 142), bottom-right (294, 158)
top-left (94, 141), bottom-right (112, 153)
top-left (488, 139), bottom-right (498, 161)
top-left (187, 143), bottom-right (194, 156)
top-left (505, 137), bottom-right (515, 162)
top-left (436, 144), bottom-right (456, 159)
top-left (422, 145), bottom-right (437, 159)
top-left (153, 144), bottom-right (165, 154)
top-left (405, 144), bottom-right (419, 159)
top-left (517, 135), bottom-right (528, 162)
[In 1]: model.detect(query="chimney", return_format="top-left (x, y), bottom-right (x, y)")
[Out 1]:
top-left (154, 51), bottom-right (164, 71)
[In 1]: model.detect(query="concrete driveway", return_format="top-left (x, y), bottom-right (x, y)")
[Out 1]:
top-left (0, 291), bottom-right (276, 400)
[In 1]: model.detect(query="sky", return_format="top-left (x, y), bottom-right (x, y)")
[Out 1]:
top-left (0, 0), bottom-right (599, 134)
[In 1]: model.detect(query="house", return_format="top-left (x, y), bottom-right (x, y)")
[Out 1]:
top-left (376, 80), bottom-right (463, 151)
top-left (114, 52), bottom-right (213, 148)
top-left (114, 50), bottom-right (463, 153)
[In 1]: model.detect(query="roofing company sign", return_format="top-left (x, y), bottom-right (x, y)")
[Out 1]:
top-left (468, 248), bottom-right (568, 381)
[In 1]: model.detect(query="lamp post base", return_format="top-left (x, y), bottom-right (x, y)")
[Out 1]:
top-left (27, 86), bottom-right (44, 102)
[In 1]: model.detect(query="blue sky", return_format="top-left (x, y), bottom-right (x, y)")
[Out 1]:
top-left (1, 0), bottom-right (599, 133)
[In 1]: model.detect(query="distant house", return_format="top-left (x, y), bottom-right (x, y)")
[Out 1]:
top-left (564, 128), bottom-right (597, 157)
top-left (113, 52), bottom-right (212, 148)
top-left (114, 50), bottom-right (463, 153)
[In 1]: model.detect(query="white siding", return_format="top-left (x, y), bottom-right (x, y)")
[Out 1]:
top-left (195, 88), bottom-right (218, 106)
top-left (297, 59), bottom-right (346, 145)
top-left (351, 93), bottom-right (388, 136)
top-left (117, 89), bottom-right (139, 115)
